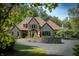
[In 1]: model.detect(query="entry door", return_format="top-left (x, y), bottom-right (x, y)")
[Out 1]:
top-left (31, 31), bottom-right (38, 37)
top-left (22, 31), bottom-right (28, 38)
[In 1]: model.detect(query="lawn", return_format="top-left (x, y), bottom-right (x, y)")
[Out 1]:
top-left (6, 44), bottom-right (47, 56)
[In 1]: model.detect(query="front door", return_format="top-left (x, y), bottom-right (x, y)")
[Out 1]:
top-left (22, 31), bottom-right (28, 38)
top-left (30, 30), bottom-right (38, 37)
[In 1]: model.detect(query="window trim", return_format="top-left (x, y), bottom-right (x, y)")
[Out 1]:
top-left (42, 31), bottom-right (51, 36)
top-left (31, 24), bottom-right (37, 29)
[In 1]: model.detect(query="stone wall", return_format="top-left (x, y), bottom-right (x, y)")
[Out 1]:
top-left (41, 37), bottom-right (61, 43)
top-left (26, 37), bottom-right (62, 44)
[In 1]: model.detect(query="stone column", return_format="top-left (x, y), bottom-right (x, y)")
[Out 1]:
top-left (38, 31), bottom-right (40, 37)
top-left (28, 30), bottom-right (31, 38)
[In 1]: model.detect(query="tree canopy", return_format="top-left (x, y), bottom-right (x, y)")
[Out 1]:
top-left (0, 3), bottom-right (58, 54)
top-left (68, 4), bottom-right (79, 31)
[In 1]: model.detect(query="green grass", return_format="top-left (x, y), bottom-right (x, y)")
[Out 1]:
top-left (7, 44), bottom-right (47, 56)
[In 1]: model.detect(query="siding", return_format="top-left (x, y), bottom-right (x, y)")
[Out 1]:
top-left (41, 23), bottom-right (55, 37)
top-left (11, 27), bottom-right (21, 39)
top-left (28, 18), bottom-right (40, 31)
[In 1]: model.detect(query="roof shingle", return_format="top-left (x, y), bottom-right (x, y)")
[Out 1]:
top-left (47, 20), bottom-right (60, 30)
top-left (16, 17), bottom-right (46, 30)
top-left (34, 17), bottom-right (46, 27)
top-left (16, 17), bottom-right (32, 30)
top-left (16, 17), bottom-right (60, 31)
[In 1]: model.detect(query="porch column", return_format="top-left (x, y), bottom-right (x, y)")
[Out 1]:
top-left (28, 30), bottom-right (31, 37)
top-left (38, 30), bottom-right (41, 37)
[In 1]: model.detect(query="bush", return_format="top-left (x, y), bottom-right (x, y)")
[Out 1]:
top-left (73, 45), bottom-right (79, 56)
top-left (56, 28), bottom-right (79, 39)
top-left (56, 29), bottom-right (73, 39)
top-left (0, 33), bottom-right (15, 55)
top-left (72, 31), bottom-right (79, 39)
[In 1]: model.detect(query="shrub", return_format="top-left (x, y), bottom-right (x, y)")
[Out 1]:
top-left (72, 31), bottom-right (79, 39)
top-left (73, 45), bottom-right (79, 56)
top-left (56, 29), bottom-right (74, 39)
top-left (55, 30), bottom-right (64, 38)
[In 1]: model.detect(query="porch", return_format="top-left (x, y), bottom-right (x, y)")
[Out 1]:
top-left (21, 29), bottom-right (41, 38)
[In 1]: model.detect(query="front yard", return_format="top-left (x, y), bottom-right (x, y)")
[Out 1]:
top-left (16, 39), bottom-right (79, 56)
top-left (6, 44), bottom-right (47, 56)
top-left (3, 38), bottom-right (79, 56)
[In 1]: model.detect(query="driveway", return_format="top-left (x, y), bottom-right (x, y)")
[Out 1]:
top-left (16, 38), bottom-right (79, 56)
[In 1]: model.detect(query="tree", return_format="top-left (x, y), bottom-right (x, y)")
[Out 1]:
top-left (49, 16), bottom-right (62, 26)
top-left (0, 3), bottom-right (58, 55)
top-left (0, 4), bottom-right (16, 55)
top-left (68, 4), bottom-right (79, 30)
top-left (68, 4), bottom-right (79, 39)
top-left (62, 17), bottom-right (71, 29)
top-left (70, 17), bottom-right (79, 31)
top-left (39, 10), bottom-right (50, 21)
top-left (68, 4), bottom-right (79, 55)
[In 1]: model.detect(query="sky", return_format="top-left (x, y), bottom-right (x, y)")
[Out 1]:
top-left (45, 3), bottom-right (77, 20)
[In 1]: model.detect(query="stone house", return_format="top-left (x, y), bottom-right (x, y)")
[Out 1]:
top-left (11, 17), bottom-right (60, 39)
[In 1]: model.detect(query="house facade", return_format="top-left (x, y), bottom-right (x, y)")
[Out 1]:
top-left (11, 17), bottom-right (60, 39)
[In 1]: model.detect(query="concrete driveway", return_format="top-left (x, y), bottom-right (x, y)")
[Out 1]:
top-left (16, 38), bottom-right (79, 56)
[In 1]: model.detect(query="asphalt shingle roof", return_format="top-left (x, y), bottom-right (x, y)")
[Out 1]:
top-left (16, 17), bottom-right (60, 30)
top-left (47, 20), bottom-right (60, 30)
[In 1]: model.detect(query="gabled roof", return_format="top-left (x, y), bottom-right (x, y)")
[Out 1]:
top-left (16, 17), bottom-right (31, 30)
top-left (47, 20), bottom-right (60, 30)
top-left (15, 17), bottom-right (60, 31)
top-left (34, 17), bottom-right (46, 27)
top-left (16, 17), bottom-right (46, 30)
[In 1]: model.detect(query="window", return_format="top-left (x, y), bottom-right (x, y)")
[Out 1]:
top-left (17, 32), bottom-right (19, 36)
top-left (42, 31), bottom-right (51, 36)
top-left (26, 24), bottom-right (28, 28)
top-left (31, 24), bottom-right (36, 29)
top-left (23, 24), bottom-right (28, 28)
